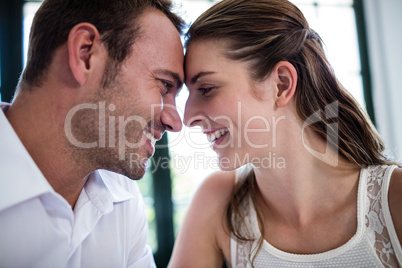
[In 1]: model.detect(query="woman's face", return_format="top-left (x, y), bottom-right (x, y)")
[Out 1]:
top-left (184, 41), bottom-right (281, 170)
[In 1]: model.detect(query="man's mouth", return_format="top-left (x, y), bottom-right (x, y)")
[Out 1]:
top-left (143, 130), bottom-right (161, 146)
top-left (205, 128), bottom-right (229, 144)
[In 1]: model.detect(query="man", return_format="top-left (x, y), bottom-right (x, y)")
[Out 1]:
top-left (0, 0), bottom-right (184, 266)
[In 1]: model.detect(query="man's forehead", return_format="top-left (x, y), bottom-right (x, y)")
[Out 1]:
top-left (133, 10), bottom-right (184, 85)
top-left (138, 9), bottom-right (179, 38)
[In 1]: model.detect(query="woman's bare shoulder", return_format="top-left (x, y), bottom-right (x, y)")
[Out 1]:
top-left (187, 170), bottom-right (237, 219)
top-left (388, 167), bottom-right (402, 245)
top-left (168, 170), bottom-right (236, 268)
top-left (197, 170), bottom-right (236, 202)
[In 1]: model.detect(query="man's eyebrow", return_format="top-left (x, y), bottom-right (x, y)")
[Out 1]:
top-left (155, 69), bottom-right (183, 89)
top-left (190, 72), bottom-right (215, 85)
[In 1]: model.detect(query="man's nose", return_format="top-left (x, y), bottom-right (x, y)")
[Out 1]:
top-left (161, 103), bottom-right (183, 132)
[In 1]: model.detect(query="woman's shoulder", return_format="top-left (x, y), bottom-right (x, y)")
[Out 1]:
top-left (197, 170), bottom-right (236, 199)
top-left (180, 169), bottom-right (237, 230)
top-left (169, 170), bottom-right (237, 267)
top-left (190, 170), bottom-right (237, 216)
top-left (183, 170), bottom-right (237, 222)
top-left (187, 170), bottom-right (237, 244)
top-left (388, 167), bottom-right (402, 245)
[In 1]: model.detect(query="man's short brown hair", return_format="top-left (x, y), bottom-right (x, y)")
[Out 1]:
top-left (22, 0), bottom-right (184, 88)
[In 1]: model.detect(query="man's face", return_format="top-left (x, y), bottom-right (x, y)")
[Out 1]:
top-left (73, 10), bottom-right (184, 180)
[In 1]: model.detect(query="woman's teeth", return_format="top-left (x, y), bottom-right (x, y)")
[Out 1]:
top-left (143, 130), bottom-right (156, 145)
top-left (206, 128), bottom-right (228, 143)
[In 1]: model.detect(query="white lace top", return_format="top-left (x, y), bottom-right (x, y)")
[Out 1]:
top-left (230, 165), bottom-right (402, 267)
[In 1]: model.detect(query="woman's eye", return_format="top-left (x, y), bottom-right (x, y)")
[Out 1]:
top-left (198, 87), bottom-right (213, 96)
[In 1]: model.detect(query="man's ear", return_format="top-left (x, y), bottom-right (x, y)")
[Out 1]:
top-left (67, 23), bottom-right (104, 86)
top-left (272, 61), bottom-right (298, 107)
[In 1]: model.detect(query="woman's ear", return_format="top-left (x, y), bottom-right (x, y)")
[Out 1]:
top-left (67, 23), bottom-right (105, 86)
top-left (272, 61), bottom-right (298, 107)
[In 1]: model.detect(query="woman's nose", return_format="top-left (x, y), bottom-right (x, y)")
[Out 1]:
top-left (183, 97), bottom-right (204, 128)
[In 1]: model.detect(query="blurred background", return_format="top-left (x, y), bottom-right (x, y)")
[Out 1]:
top-left (1, 0), bottom-right (401, 267)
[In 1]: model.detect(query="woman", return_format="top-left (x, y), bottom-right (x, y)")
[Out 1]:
top-left (170, 0), bottom-right (402, 267)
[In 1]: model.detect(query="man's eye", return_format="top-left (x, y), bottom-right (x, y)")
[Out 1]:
top-left (163, 81), bottom-right (173, 89)
top-left (161, 81), bottom-right (173, 96)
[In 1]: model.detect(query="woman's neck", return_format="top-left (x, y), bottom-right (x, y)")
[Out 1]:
top-left (252, 121), bottom-right (361, 228)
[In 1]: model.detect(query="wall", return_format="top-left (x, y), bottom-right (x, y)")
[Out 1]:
top-left (364, 0), bottom-right (402, 162)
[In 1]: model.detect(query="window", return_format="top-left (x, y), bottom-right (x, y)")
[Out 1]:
top-left (292, 0), bottom-right (364, 106)
top-left (23, 2), bottom-right (42, 67)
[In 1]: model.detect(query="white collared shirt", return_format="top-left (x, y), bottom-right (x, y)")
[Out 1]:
top-left (0, 103), bottom-right (156, 267)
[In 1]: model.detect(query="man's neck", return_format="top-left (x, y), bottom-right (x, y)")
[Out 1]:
top-left (6, 87), bottom-right (90, 208)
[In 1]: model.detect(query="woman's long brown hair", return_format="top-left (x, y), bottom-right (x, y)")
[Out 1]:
top-left (185, 0), bottom-right (398, 265)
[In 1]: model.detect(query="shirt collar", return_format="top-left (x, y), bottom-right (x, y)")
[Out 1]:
top-left (0, 103), bottom-right (54, 211)
top-left (82, 170), bottom-right (135, 214)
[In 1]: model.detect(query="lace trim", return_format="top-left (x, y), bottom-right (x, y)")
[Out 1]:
top-left (233, 166), bottom-right (258, 268)
top-left (234, 237), bottom-right (252, 268)
top-left (234, 192), bottom-right (257, 268)
top-left (365, 165), bottom-right (399, 267)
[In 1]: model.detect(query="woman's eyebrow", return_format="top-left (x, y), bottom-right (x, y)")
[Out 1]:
top-left (189, 71), bottom-right (216, 85)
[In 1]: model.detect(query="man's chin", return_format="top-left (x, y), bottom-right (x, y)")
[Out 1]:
top-left (115, 165), bottom-right (147, 181)
top-left (101, 159), bottom-right (148, 181)
top-left (95, 149), bottom-right (152, 180)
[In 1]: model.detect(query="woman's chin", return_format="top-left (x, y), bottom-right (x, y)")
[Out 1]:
top-left (217, 156), bottom-right (242, 171)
